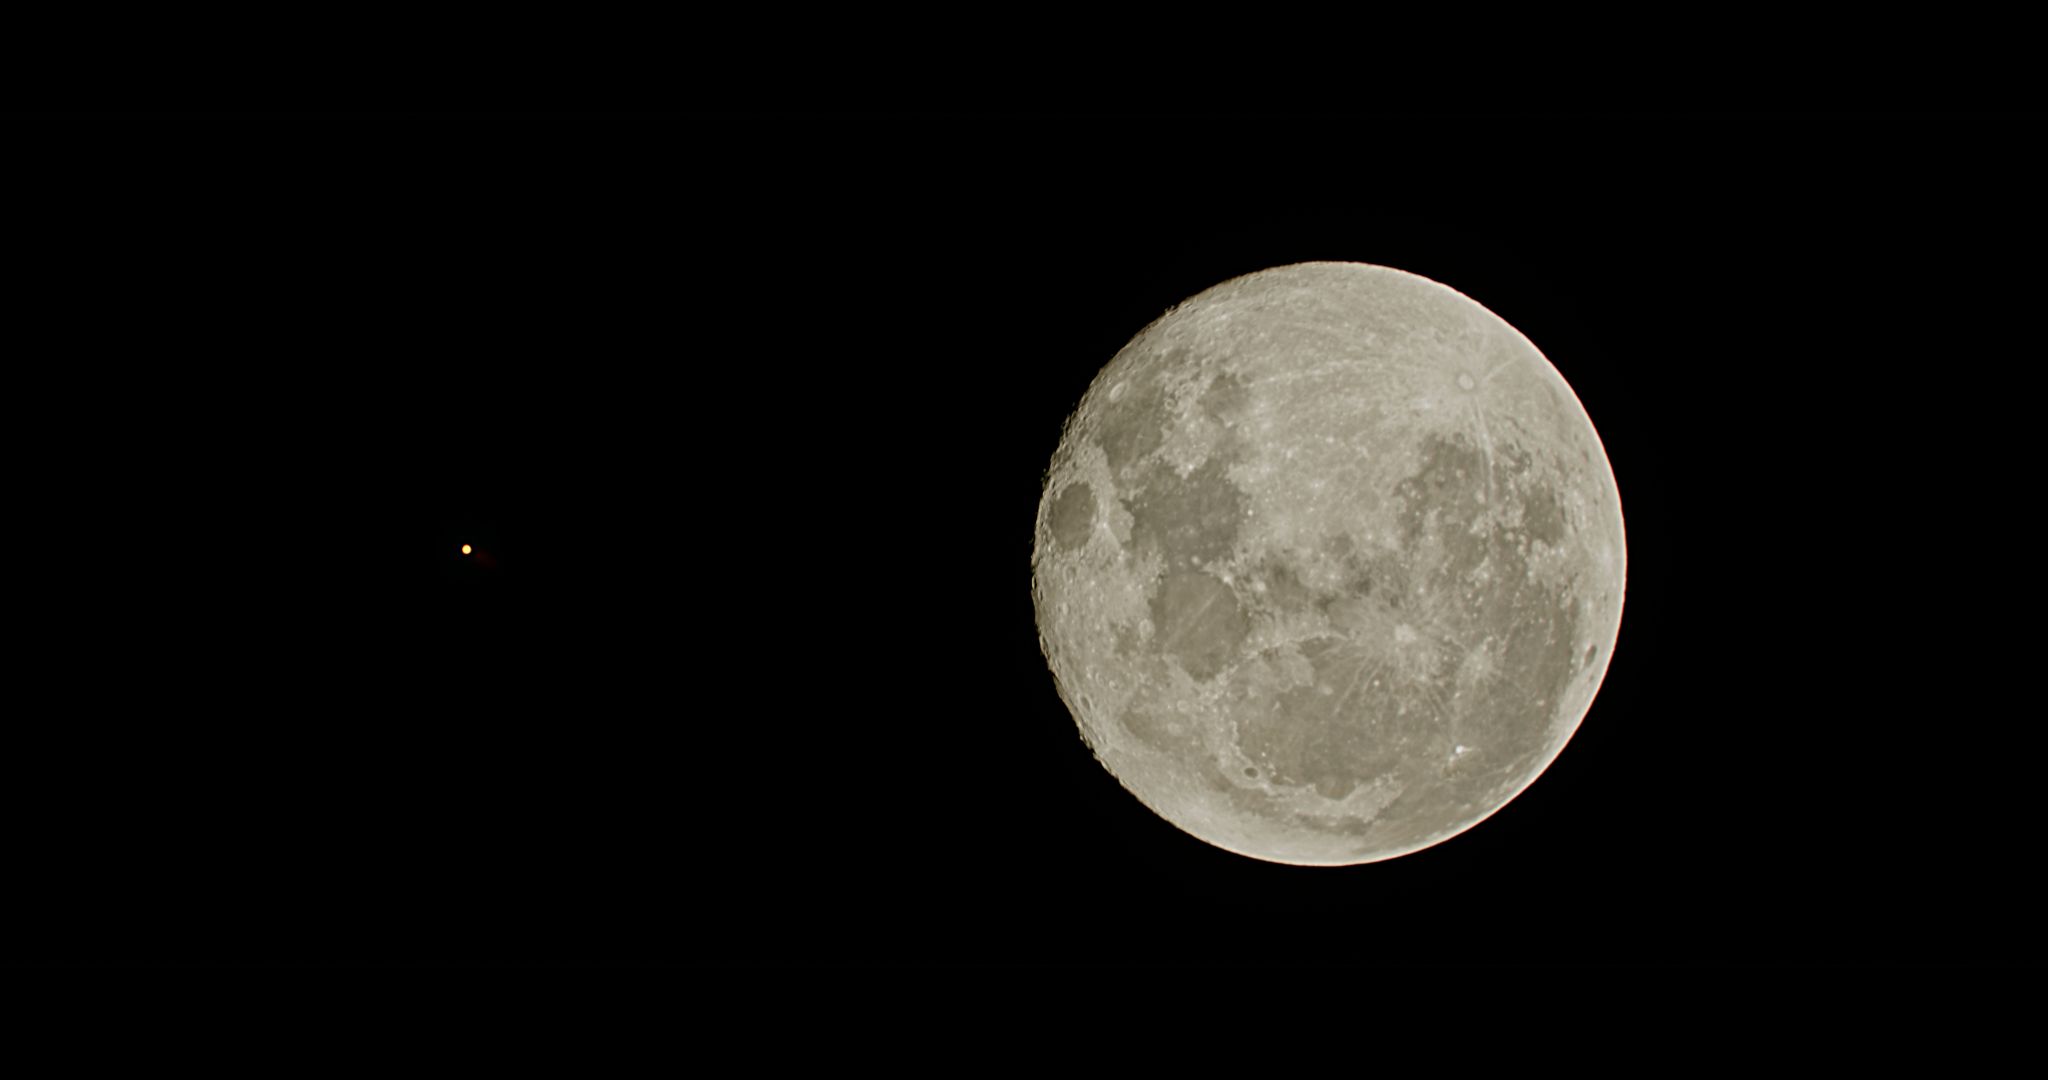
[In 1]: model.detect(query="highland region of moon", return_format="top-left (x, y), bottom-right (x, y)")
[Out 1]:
top-left (1031, 263), bottom-right (1625, 865)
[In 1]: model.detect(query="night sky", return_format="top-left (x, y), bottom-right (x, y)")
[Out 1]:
top-left (10, 112), bottom-right (2034, 967)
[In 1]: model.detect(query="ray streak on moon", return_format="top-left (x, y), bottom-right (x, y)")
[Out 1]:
top-left (1332, 655), bottom-right (1381, 716)
top-left (1032, 262), bottom-right (1626, 866)
top-left (1469, 398), bottom-right (1497, 506)
top-left (1419, 680), bottom-right (1456, 728)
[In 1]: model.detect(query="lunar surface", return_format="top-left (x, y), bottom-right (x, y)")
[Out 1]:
top-left (1031, 263), bottom-right (1625, 865)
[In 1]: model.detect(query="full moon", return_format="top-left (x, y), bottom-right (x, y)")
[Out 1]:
top-left (1031, 262), bottom-right (1626, 865)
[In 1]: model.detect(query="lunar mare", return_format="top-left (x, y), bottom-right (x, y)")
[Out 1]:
top-left (1031, 262), bottom-right (1625, 865)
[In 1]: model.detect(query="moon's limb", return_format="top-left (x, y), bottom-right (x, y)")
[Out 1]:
top-left (1033, 262), bottom-right (1626, 866)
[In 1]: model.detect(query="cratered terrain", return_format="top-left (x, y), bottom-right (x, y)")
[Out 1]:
top-left (1032, 262), bottom-right (1626, 865)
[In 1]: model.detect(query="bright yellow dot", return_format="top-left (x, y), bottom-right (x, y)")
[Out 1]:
top-left (461, 544), bottom-right (472, 555)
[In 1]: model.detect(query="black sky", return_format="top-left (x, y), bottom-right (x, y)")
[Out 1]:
top-left (9, 111), bottom-right (2035, 967)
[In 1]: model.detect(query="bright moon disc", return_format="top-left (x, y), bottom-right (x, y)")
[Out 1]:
top-left (1031, 263), bottom-right (1625, 865)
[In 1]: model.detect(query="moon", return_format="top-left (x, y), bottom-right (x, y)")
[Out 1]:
top-left (1031, 262), bottom-right (1626, 865)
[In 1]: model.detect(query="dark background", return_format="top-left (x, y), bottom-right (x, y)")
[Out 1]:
top-left (8, 112), bottom-right (2034, 966)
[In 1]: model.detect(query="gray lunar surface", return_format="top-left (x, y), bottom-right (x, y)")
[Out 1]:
top-left (1031, 262), bottom-right (1626, 865)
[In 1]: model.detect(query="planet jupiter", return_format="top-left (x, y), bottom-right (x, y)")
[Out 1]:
top-left (1031, 262), bottom-right (1626, 865)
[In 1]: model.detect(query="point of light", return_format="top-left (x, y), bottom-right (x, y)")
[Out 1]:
top-left (461, 544), bottom-right (472, 555)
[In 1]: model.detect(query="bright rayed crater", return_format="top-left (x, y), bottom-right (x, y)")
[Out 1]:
top-left (1032, 263), bottom-right (1626, 865)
